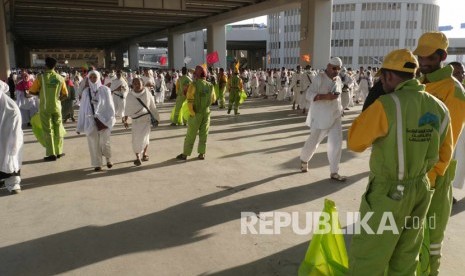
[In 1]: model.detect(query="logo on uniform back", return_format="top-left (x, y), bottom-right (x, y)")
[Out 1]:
top-left (418, 112), bottom-right (439, 131)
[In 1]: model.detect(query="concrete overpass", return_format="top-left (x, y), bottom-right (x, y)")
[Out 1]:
top-left (1, 0), bottom-right (334, 79)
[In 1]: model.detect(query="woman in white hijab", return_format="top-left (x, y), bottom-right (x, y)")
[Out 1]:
top-left (76, 70), bottom-right (116, 171)
top-left (0, 80), bottom-right (23, 194)
top-left (123, 77), bottom-right (160, 166)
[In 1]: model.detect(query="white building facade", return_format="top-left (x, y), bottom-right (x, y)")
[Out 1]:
top-left (268, 0), bottom-right (440, 69)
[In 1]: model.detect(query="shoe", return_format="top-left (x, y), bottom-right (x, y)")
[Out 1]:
top-left (43, 155), bottom-right (57, 162)
top-left (107, 162), bottom-right (113, 169)
top-left (142, 155), bottom-right (149, 162)
top-left (292, 103), bottom-right (296, 110)
top-left (330, 173), bottom-right (347, 182)
top-left (170, 123), bottom-right (177, 126)
top-left (198, 153), bottom-right (205, 160)
top-left (176, 154), bottom-right (187, 160)
top-left (57, 153), bottom-right (66, 158)
top-left (235, 112), bottom-right (240, 115)
top-left (133, 159), bottom-right (142, 166)
top-left (11, 189), bottom-right (21, 194)
top-left (301, 161), bottom-right (308, 173)
top-left (227, 109), bottom-right (231, 114)
top-left (94, 167), bottom-right (102, 171)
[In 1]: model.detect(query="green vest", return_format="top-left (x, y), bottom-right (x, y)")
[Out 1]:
top-left (39, 70), bottom-right (65, 113)
top-left (370, 79), bottom-right (449, 181)
top-left (178, 75), bottom-right (192, 96)
top-left (230, 75), bottom-right (241, 94)
top-left (193, 79), bottom-right (213, 114)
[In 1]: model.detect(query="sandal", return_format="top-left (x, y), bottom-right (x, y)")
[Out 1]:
top-left (142, 155), bottom-right (149, 162)
top-left (301, 161), bottom-right (308, 173)
top-left (134, 159), bottom-right (142, 166)
top-left (330, 173), bottom-right (347, 182)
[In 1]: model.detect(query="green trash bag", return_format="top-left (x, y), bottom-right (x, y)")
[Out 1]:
top-left (239, 89), bottom-right (248, 104)
top-left (298, 199), bottom-right (349, 276)
top-left (169, 101), bottom-right (190, 125)
top-left (30, 113), bottom-right (67, 147)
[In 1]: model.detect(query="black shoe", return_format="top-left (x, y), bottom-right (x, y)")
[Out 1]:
top-left (57, 153), bottom-right (66, 158)
top-left (133, 159), bottom-right (142, 166)
top-left (170, 122), bottom-right (177, 126)
top-left (43, 155), bottom-right (57, 162)
top-left (176, 154), bottom-right (187, 160)
top-left (453, 197), bottom-right (458, 205)
top-left (10, 189), bottom-right (21, 195)
top-left (198, 153), bottom-right (205, 160)
top-left (94, 167), bottom-right (102, 171)
top-left (107, 162), bottom-right (113, 169)
top-left (227, 109), bottom-right (231, 114)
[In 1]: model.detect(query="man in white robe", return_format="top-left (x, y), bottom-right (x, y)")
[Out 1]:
top-left (76, 71), bottom-right (116, 171)
top-left (123, 78), bottom-right (160, 166)
top-left (0, 81), bottom-right (23, 194)
top-left (110, 70), bottom-right (129, 118)
top-left (300, 57), bottom-right (346, 181)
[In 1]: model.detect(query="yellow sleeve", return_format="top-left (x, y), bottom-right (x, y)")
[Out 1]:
top-left (29, 78), bottom-right (41, 95)
top-left (348, 100), bottom-right (389, 152)
top-left (428, 119), bottom-right (454, 187)
top-left (186, 83), bottom-right (196, 117)
top-left (61, 80), bottom-right (69, 98)
top-left (175, 79), bottom-right (181, 95)
top-left (238, 78), bottom-right (243, 90)
top-left (211, 85), bottom-right (216, 103)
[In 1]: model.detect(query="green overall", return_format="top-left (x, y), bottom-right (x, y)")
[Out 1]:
top-left (172, 75), bottom-right (192, 125)
top-left (349, 80), bottom-right (450, 276)
top-left (422, 66), bottom-right (465, 276)
top-left (183, 80), bottom-right (214, 156)
top-left (218, 75), bottom-right (227, 108)
top-left (228, 75), bottom-right (241, 114)
top-left (38, 71), bottom-right (66, 156)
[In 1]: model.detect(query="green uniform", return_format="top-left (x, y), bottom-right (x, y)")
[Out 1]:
top-left (182, 79), bottom-right (216, 156)
top-left (421, 65), bottom-right (465, 275)
top-left (348, 79), bottom-right (452, 275)
top-left (30, 70), bottom-right (68, 157)
top-left (218, 73), bottom-right (227, 108)
top-left (228, 74), bottom-right (243, 115)
top-left (171, 75), bottom-right (192, 125)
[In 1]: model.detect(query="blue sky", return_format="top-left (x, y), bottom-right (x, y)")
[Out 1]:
top-left (231, 1), bottom-right (464, 38)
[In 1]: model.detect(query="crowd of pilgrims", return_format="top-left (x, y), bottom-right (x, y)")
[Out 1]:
top-left (6, 65), bottom-right (379, 125)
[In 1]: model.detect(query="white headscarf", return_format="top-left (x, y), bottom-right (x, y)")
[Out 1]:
top-left (87, 70), bottom-right (102, 92)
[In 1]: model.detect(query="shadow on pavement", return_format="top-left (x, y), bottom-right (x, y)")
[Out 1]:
top-left (0, 171), bottom-right (367, 275)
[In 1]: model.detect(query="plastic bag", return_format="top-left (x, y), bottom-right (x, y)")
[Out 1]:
top-left (30, 113), bottom-right (67, 147)
top-left (298, 199), bottom-right (349, 276)
top-left (239, 89), bottom-right (248, 104)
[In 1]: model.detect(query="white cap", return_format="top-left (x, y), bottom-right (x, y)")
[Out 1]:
top-left (329, 57), bottom-right (343, 67)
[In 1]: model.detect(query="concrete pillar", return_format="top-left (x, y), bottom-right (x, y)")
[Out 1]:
top-left (184, 31), bottom-right (204, 68)
top-left (168, 33), bottom-right (184, 69)
top-left (128, 43), bottom-right (139, 70)
top-left (115, 47), bottom-right (125, 69)
top-left (104, 49), bottom-right (112, 69)
top-left (97, 51), bottom-right (105, 68)
top-left (207, 24), bottom-right (226, 69)
top-left (7, 33), bottom-right (16, 69)
top-left (300, 0), bottom-right (333, 70)
top-left (0, 2), bottom-right (11, 80)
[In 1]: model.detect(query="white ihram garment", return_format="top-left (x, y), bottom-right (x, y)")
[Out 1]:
top-left (77, 76), bottom-right (116, 167)
top-left (125, 88), bottom-right (160, 154)
top-left (110, 78), bottom-right (129, 117)
top-left (301, 72), bottom-right (343, 174)
top-left (0, 81), bottom-right (23, 191)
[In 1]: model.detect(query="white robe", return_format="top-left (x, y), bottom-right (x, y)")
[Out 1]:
top-left (0, 81), bottom-right (23, 191)
top-left (125, 88), bottom-right (160, 154)
top-left (77, 85), bottom-right (116, 167)
top-left (110, 78), bottom-right (129, 117)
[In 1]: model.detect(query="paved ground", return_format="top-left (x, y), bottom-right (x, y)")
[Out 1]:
top-left (1, 98), bottom-right (465, 276)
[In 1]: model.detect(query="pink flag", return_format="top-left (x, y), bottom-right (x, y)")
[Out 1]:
top-left (206, 51), bottom-right (219, 64)
top-left (160, 56), bottom-right (167, 65)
